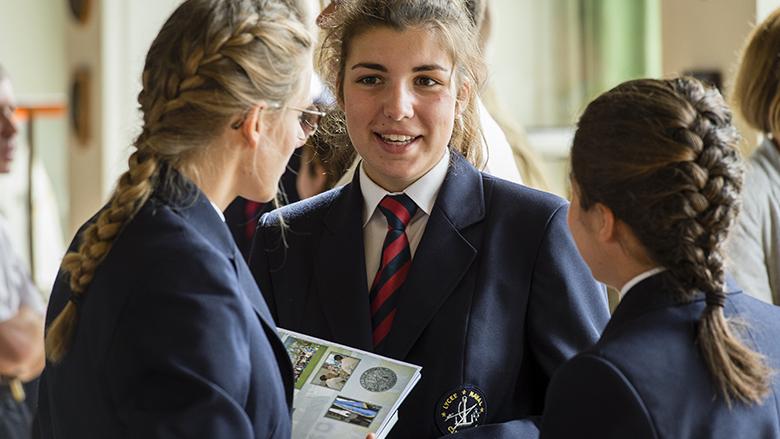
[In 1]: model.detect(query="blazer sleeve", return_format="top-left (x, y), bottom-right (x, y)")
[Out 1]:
top-left (106, 252), bottom-right (261, 438)
top-left (248, 212), bottom-right (281, 321)
top-left (527, 204), bottom-right (610, 374)
top-left (540, 354), bottom-right (657, 439)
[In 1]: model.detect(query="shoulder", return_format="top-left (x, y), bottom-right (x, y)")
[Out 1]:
top-left (108, 199), bottom-right (234, 290)
top-left (481, 173), bottom-right (569, 227)
top-left (550, 352), bottom-right (641, 394)
top-left (542, 351), bottom-right (657, 438)
top-left (483, 174), bottom-right (567, 211)
top-left (727, 293), bottom-right (780, 362)
top-left (259, 186), bottom-right (344, 229)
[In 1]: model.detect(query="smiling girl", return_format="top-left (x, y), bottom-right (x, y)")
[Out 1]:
top-left (251, 1), bottom-right (610, 437)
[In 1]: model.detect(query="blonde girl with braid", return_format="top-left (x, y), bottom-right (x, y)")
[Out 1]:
top-left (36, 0), bottom-right (317, 437)
top-left (541, 77), bottom-right (780, 438)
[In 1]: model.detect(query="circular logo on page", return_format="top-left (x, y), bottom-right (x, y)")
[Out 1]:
top-left (359, 367), bottom-right (398, 392)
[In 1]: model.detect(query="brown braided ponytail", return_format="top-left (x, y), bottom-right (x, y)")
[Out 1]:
top-left (45, 0), bottom-right (312, 362)
top-left (571, 77), bottom-right (772, 405)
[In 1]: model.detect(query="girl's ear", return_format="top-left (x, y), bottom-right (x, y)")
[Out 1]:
top-left (239, 102), bottom-right (269, 148)
top-left (593, 202), bottom-right (617, 244)
top-left (455, 80), bottom-right (471, 116)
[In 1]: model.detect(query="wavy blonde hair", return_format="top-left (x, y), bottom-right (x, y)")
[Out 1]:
top-left (45, 0), bottom-right (312, 362)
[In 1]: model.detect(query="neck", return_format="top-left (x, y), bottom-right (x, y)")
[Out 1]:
top-left (612, 260), bottom-right (659, 292)
top-left (600, 229), bottom-right (657, 291)
top-left (181, 145), bottom-right (240, 211)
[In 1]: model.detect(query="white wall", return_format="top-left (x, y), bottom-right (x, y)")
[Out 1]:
top-left (0, 0), bottom-right (66, 96)
top-left (487, 0), bottom-right (535, 128)
top-left (758, 0), bottom-right (780, 20)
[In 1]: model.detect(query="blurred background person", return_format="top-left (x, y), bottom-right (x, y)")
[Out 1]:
top-left (465, 0), bottom-right (549, 191)
top-left (0, 63), bottom-right (45, 439)
top-left (36, 0), bottom-right (314, 437)
top-left (727, 7), bottom-right (780, 305)
top-left (542, 77), bottom-right (780, 438)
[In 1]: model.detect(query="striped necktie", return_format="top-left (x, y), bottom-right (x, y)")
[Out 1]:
top-left (370, 194), bottom-right (418, 349)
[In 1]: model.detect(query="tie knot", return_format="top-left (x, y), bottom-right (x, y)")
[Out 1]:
top-left (378, 194), bottom-right (418, 230)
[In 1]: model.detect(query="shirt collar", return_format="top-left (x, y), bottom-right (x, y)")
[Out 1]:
top-left (360, 148), bottom-right (450, 227)
top-left (209, 200), bottom-right (226, 222)
top-left (619, 267), bottom-right (666, 301)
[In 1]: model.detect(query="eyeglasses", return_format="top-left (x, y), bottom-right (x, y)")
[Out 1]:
top-left (231, 103), bottom-right (326, 137)
top-left (286, 105), bottom-right (327, 137)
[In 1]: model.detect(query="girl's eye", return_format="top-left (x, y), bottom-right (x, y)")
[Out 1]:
top-left (415, 77), bottom-right (439, 87)
top-left (357, 76), bottom-right (381, 85)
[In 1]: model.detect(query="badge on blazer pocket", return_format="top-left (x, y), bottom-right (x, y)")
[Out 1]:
top-left (435, 384), bottom-right (487, 435)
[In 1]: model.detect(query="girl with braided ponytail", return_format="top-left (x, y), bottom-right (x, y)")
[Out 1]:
top-left (541, 77), bottom-right (780, 438)
top-left (36, 0), bottom-right (316, 437)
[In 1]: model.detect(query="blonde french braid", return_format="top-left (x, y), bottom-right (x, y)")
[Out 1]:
top-left (45, 0), bottom-right (312, 362)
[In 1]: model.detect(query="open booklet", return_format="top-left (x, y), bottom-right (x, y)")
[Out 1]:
top-left (279, 328), bottom-right (422, 439)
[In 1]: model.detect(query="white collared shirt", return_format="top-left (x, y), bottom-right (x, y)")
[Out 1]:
top-left (361, 149), bottom-right (450, 288)
top-left (0, 216), bottom-right (44, 321)
top-left (209, 200), bottom-right (226, 222)
top-left (618, 267), bottom-right (666, 302)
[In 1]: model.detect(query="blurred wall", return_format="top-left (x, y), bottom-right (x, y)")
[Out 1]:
top-left (66, 0), bottom-right (183, 235)
top-left (0, 0), bottom-right (68, 290)
top-left (660, 0), bottom-right (762, 150)
top-left (0, 0), bottom-right (67, 96)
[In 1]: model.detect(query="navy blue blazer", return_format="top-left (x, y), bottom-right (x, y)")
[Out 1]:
top-left (541, 272), bottom-right (780, 439)
top-left (36, 173), bottom-right (293, 438)
top-left (250, 152), bottom-right (610, 438)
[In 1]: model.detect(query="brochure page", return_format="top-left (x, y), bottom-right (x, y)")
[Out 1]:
top-left (279, 328), bottom-right (422, 439)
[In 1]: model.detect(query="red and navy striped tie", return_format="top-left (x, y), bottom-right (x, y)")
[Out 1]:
top-left (370, 194), bottom-right (418, 349)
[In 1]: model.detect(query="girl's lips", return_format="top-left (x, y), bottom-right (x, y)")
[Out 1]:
top-left (373, 132), bottom-right (421, 153)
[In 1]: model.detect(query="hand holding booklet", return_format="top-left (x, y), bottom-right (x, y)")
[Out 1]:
top-left (279, 328), bottom-right (422, 439)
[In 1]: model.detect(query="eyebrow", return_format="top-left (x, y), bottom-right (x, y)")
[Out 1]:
top-left (350, 63), bottom-right (450, 73)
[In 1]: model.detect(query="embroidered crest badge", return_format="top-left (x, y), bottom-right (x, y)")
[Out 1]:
top-left (435, 385), bottom-right (487, 435)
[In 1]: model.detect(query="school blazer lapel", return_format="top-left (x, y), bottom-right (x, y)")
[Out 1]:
top-left (383, 152), bottom-right (484, 359)
top-left (315, 175), bottom-right (374, 351)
